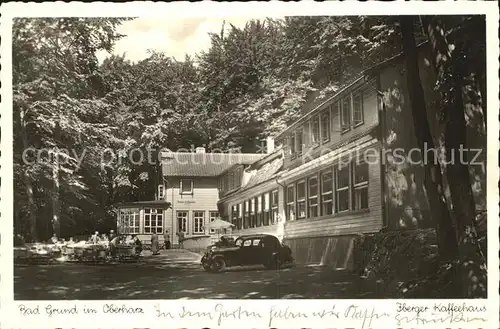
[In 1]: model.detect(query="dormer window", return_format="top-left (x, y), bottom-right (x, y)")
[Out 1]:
top-left (341, 97), bottom-right (351, 133)
top-left (353, 92), bottom-right (364, 126)
top-left (310, 116), bottom-right (320, 146)
top-left (339, 91), bottom-right (364, 133)
top-left (296, 128), bottom-right (304, 155)
top-left (321, 109), bottom-right (331, 142)
top-left (180, 179), bottom-right (193, 195)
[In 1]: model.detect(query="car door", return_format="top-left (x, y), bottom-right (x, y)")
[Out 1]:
top-left (238, 238), bottom-right (254, 265)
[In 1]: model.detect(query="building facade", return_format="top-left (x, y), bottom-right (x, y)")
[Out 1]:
top-left (118, 42), bottom-right (486, 259)
top-left (273, 75), bottom-right (383, 269)
top-left (160, 149), bottom-right (264, 247)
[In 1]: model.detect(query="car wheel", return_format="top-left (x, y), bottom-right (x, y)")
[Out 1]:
top-left (202, 261), bottom-right (212, 272)
top-left (211, 257), bottom-right (226, 273)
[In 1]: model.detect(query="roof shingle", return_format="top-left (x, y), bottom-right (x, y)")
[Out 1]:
top-left (161, 152), bottom-right (264, 177)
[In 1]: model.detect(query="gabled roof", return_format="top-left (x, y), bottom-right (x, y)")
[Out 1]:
top-left (161, 152), bottom-right (264, 177)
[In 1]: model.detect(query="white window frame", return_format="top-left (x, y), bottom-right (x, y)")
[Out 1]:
top-left (352, 91), bottom-right (364, 127)
top-left (209, 211), bottom-right (219, 234)
top-left (144, 208), bottom-right (163, 234)
top-left (180, 179), bottom-right (194, 195)
top-left (321, 109), bottom-right (331, 143)
top-left (321, 171), bottom-right (334, 216)
top-left (286, 185), bottom-right (295, 221)
top-left (257, 195), bottom-right (263, 226)
top-left (271, 189), bottom-right (279, 224)
top-left (296, 180), bottom-right (306, 219)
top-left (193, 211), bottom-right (205, 234)
top-left (310, 115), bottom-right (320, 146)
top-left (341, 96), bottom-right (352, 133)
top-left (177, 211), bottom-right (188, 233)
top-left (238, 203), bottom-right (243, 229)
top-left (263, 192), bottom-right (270, 226)
top-left (119, 208), bottom-right (140, 234)
top-left (307, 175), bottom-right (319, 219)
top-left (353, 161), bottom-right (369, 210)
top-left (336, 165), bottom-right (351, 212)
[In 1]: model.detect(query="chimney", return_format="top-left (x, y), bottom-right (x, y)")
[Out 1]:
top-left (160, 149), bottom-right (173, 159)
top-left (195, 147), bottom-right (206, 154)
top-left (266, 136), bottom-right (275, 154)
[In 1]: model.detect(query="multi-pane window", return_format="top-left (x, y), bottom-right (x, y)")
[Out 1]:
top-left (321, 109), bottom-right (331, 142)
top-left (231, 205), bottom-right (238, 226)
top-left (286, 185), bottom-right (295, 221)
top-left (250, 198), bottom-right (256, 228)
top-left (238, 204), bottom-right (243, 230)
top-left (296, 129), bottom-right (303, 155)
top-left (311, 116), bottom-right (320, 146)
top-left (308, 175), bottom-right (319, 218)
top-left (244, 200), bottom-right (250, 229)
top-left (257, 195), bottom-right (263, 227)
top-left (341, 97), bottom-right (351, 132)
top-left (321, 171), bottom-right (334, 216)
top-left (336, 165), bottom-right (350, 212)
top-left (271, 190), bottom-right (279, 223)
top-left (296, 181), bottom-right (306, 219)
top-left (144, 208), bottom-right (163, 233)
top-left (290, 135), bottom-right (296, 157)
top-left (209, 211), bottom-right (219, 233)
top-left (119, 208), bottom-right (140, 234)
top-left (353, 162), bottom-right (369, 210)
top-left (353, 92), bottom-right (364, 126)
top-left (180, 179), bottom-right (193, 194)
top-left (177, 211), bottom-right (188, 233)
top-left (193, 211), bottom-right (204, 234)
top-left (263, 193), bottom-right (270, 226)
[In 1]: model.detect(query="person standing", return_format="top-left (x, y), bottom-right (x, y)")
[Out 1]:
top-left (133, 235), bottom-right (143, 257)
top-left (177, 231), bottom-right (185, 249)
top-left (163, 231), bottom-right (171, 250)
top-left (151, 232), bottom-right (159, 255)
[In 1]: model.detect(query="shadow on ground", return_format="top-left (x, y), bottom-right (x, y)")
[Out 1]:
top-left (14, 251), bottom-right (377, 300)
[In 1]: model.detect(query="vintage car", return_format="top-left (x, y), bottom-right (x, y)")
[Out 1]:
top-left (201, 234), bottom-right (294, 272)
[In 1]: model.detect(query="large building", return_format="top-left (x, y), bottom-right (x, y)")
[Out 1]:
top-left (219, 42), bottom-right (485, 269)
top-left (118, 42), bottom-right (485, 262)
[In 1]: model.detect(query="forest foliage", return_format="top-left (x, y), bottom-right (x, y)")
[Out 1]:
top-left (12, 13), bottom-right (486, 264)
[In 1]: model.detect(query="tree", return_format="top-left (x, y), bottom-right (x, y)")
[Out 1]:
top-left (13, 18), bottom-right (128, 240)
top-left (399, 16), bottom-right (458, 261)
top-left (421, 15), bottom-right (487, 297)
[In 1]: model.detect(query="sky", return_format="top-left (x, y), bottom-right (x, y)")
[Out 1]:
top-left (96, 17), bottom-right (272, 63)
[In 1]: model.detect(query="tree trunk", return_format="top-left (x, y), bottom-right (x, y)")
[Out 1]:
top-left (399, 16), bottom-right (458, 261)
top-left (52, 122), bottom-right (61, 237)
top-left (52, 151), bottom-right (61, 237)
top-left (422, 15), bottom-right (487, 297)
top-left (18, 107), bottom-right (38, 242)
